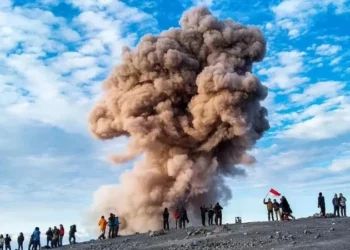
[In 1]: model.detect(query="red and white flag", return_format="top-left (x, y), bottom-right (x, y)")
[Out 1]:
top-left (269, 188), bottom-right (281, 197)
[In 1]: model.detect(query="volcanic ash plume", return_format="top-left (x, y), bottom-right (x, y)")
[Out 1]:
top-left (88, 6), bottom-right (269, 234)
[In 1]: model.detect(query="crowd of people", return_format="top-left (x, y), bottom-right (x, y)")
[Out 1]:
top-left (0, 225), bottom-right (77, 250)
top-left (263, 193), bottom-right (347, 222)
top-left (161, 203), bottom-right (224, 231)
top-left (97, 214), bottom-right (120, 240)
top-left (263, 196), bottom-right (296, 221)
top-left (319, 192), bottom-right (347, 217)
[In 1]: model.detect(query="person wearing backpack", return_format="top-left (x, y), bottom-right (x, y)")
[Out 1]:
top-left (46, 227), bottom-right (53, 247)
top-left (69, 225), bottom-right (77, 244)
top-left (113, 216), bottom-right (120, 237)
top-left (108, 213), bottom-right (114, 238)
top-left (207, 205), bottom-right (214, 225)
top-left (33, 227), bottom-right (40, 250)
top-left (272, 199), bottom-right (281, 221)
top-left (17, 233), bottom-right (24, 250)
top-left (52, 226), bottom-right (59, 248)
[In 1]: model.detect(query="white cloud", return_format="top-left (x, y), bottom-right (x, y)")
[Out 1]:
top-left (329, 157), bottom-right (350, 172)
top-left (282, 102), bottom-right (350, 140)
top-left (271, 0), bottom-right (349, 38)
top-left (315, 44), bottom-right (342, 56)
top-left (330, 56), bottom-right (342, 65)
top-left (290, 81), bottom-right (345, 104)
top-left (258, 50), bottom-right (309, 89)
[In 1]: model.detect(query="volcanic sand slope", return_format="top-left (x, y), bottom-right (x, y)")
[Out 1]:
top-left (61, 218), bottom-right (350, 250)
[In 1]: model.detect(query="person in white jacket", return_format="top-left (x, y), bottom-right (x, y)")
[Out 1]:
top-left (339, 193), bottom-right (347, 217)
top-left (0, 234), bottom-right (5, 250)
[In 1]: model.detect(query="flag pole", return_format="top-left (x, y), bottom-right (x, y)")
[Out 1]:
top-left (264, 190), bottom-right (270, 200)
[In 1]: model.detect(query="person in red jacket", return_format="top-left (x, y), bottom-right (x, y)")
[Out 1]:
top-left (174, 207), bottom-right (180, 229)
top-left (58, 225), bottom-right (65, 247)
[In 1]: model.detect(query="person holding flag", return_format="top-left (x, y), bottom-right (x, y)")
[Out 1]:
top-left (263, 189), bottom-right (282, 221)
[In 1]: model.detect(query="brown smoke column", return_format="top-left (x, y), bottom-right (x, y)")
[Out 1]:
top-left (87, 6), bottom-right (269, 234)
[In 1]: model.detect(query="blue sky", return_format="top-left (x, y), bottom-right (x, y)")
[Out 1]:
top-left (1, 0), bottom-right (350, 243)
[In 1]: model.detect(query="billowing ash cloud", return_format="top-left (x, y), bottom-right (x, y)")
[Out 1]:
top-left (87, 6), bottom-right (269, 234)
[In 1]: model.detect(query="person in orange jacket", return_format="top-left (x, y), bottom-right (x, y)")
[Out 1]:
top-left (173, 207), bottom-right (180, 229)
top-left (98, 216), bottom-right (107, 240)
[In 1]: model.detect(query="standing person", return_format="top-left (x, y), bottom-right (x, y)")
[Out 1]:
top-left (98, 216), bottom-right (107, 240)
top-left (333, 194), bottom-right (340, 217)
top-left (0, 235), bottom-right (4, 250)
top-left (46, 227), bottom-right (53, 247)
top-left (207, 205), bottom-right (214, 226)
top-left (108, 213), bottom-right (114, 238)
top-left (272, 199), bottom-right (281, 221)
top-left (113, 217), bottom-right (120, 237)
top-left (173, 207), bottom-right (180, 229)
top-left (339, 193), bottom-right (347, 217)
top-left (4, 234), bottom-right (11, 250)
top-left (263, 198), bottom-right (274, 221)
top-left (179, 206), bottom-right (189, 229)
top-left (28, 234), bottom-right (34, 250)
top-left (17, 233), bottom-right (24, 250)
top-left (214, 202), bottom-right (223, 226)
top-left (33, 227), bottom-right (40, 250)
top-left (200, 205), bottom-right (207, 226)
top-left (280, 196), bottom-right (295, 220)
top-left (318, 192), bottom-right (326, 217)
top-left (58, 224), bottom-right (64, 246)
top-left (163, 208), bottom-right (170, 231)
top-left (69, 225), bottom-right (76, 244)
top-left (52, 227), bottom-right (59, 248)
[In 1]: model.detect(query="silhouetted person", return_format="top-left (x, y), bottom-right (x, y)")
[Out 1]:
top-left (52, 227), bottom-right (59, 248)
top-left (207, 205), bottom-right (214, 225)
top-left (33, 227), bottom-right (40, 250)
top-left (58, 224), bottom-right (64, 247)
top-left (28, 234), bottom-right (34, 250)
top-left (179, 206), bottom-right (189, 229)
top-left (273, 199), bottom-right (281, 221)
top-left (200, 205), bottom-right (207, 226)
top-left (318, 192), bottom-right (326, 217)
top-left (280, 196), bottom-right (295, 221)
top-left (214, 202), bottom-right (223, 226)
top-left (69, 225), bottom-right (76, 244)
top-left (263, 198), bottom-right (274, 221)
top-left (339, 193), bottom-right (347, 217)
top-left (163, 208), bottom-right (170, 231)
top-left (173, 207), bottom-right (180, 229)
top-left (113, 216), bottom-right (120, 237)
top-left (108, 213), bottom-right (114, 238)
top-left (4, 234), bottom-right (11, 250)
top-left (98, 216), bottom-right (107, 240)
top-left (46, 227), bottom-right (53, 247)
top-left (17, 233), bottom-right (24, 250)
top-left (333, 194), bottom-right (340, 217)
top-left (0, 235), bottom-right (4, 250)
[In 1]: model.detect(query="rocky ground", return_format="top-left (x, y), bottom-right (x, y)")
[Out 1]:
top-left (62, 217), bottom-right (350, 250)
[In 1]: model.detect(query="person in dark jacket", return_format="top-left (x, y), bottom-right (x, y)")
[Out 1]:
top-left (113, 216), bottom-right (120, 237)
top-left (28, 234), bottom-right (34, 250)
top-left (339, 193), bottom-right (347, 217)
top-left (179, 206), bottom-right (189, 229)
top-left (207, 205), bottom-right (214, 226)
top-left (69, 225), bottom-right (77, 244)
top-left (333, 194), bottom-right (340, 217)
top-left (17, 233), bottom-right (24, 250)
top-left (200, 205), bottom-right (207, 226)
top-left (163, 208), bottom-right (170, 231)
top-left (4, 234), bottom-right (11, 250)
top-left (318, 192), bottom-right (326, 217)
top-left (214, 203), bottom-right (223, 226)
top-left (263, 198), bottom-right (274, 221)
top-left (46, 227), bottom-right (53, 247)
top-left (108, 213), bottom-right (114, 238)
top-left (280, 196), bottom-right (295, 221)
top-left (272, 199), bottom-right (281, 221)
